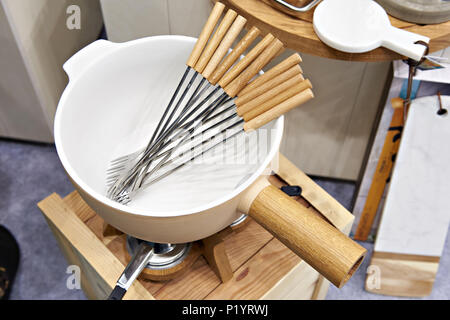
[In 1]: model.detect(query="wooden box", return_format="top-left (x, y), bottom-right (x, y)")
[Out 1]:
top-left (38, 153), bottom-right (354, 300)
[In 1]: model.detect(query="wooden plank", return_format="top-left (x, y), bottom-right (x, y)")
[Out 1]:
top-left (277, 153), bottom-right (354, 234)
top-left (223, 219), bottom-right (273, 271)
top-left (354, 101), bottom-right (403, 241)
top-left (205, 238), bottom-right (300, 299)
top-left (261, 260), bottom-right (319, 300)
top-left (366, 252), bottom-right (439, 297)
top-left (154, 257), bottom-right (221, 300)
top-left (38, 193), bottom-right (154, 300)
top-left (369, 96), bottom-right (450, 297)
top-left (311, 276), bottom-right (329, 300)
top-left (63, 191), bottom-right (96, 223)
top-left (45, 215), bottom-right (112, 300)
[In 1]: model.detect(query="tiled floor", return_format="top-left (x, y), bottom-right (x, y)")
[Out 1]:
top-left (0, 139), bottom-right (448, 299)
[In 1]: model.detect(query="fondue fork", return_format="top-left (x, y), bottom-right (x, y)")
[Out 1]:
top-left (107, 7), bottom-right (268, 195)
top-left (107, 53), bottom-right (310, 201)
top-left (131, 3), bottom-right (252, 162)
top-left (106, 54), bottom-right (305, 196)
top-left (107, 34), bottom-right (286, 200)
top-left (110, 63), bottom-right (314, 204)
top-left (114, 86), bottom-right (314, 205)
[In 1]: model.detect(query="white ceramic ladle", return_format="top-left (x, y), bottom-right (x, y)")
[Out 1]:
top-left (313, 0), bottom-right (430, 61)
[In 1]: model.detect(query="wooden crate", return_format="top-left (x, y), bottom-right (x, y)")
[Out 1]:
top-left (38, 153), bottom-right (354, 300)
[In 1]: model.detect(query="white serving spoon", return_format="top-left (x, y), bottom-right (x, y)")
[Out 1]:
top-left (313, 0), bottom-right (430, 61)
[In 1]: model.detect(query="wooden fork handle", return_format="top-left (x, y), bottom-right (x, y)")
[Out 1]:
top-left (238, 53), bottom-right (302, 97)
top-left (218, 33), bottom-right (275, 89)
top-left (235, 64), bottom-right (303, 107)
top-left (209, 26), bottom-right (260, 85)
top-left (236, 73), bottom-right (306, 116)
top-left (224, 38), bottom-right (284, 97)
top-left (194, 9), bottom-right (237, 73)
top-left (243, 88), bottom-right (314, 131)
top-left (242, 79), bottom-right (312, 121)
top-left (186, 2), bottom-right (225, 68)
top-left (202, 15), bottom-right (247, 80)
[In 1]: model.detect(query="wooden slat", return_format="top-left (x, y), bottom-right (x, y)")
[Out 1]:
top-left (223, 219), bottom-right (273, 271)
top-left (354, 104), bottom-right (403, 241)
top-left (262, 260), bottom-right (319, 300)
top-left (205, 238), bottom-right (300, 299)
top-left (38, 193), bottom-right (154, 300)
top-left (311, 276), bottom-right (330, 300)
top-left (276, 153), bottom-right (354, 234)
top-left (63, 191), bottom-right (96, 222)
top-left (154, 257), bottom-right (221, 300)
top-left (366, 253), bottom-right (439, 297)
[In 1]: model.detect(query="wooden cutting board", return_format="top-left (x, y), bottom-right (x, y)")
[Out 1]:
top-left (366, 95), bottom-right (450, 297)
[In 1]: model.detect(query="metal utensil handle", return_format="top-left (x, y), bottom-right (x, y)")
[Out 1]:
top-left (107, 242), bottom-right (154, 300)
top-left (272, 0), bottom-right (322, 12)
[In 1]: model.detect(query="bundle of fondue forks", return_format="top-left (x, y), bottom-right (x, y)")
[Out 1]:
top-left (106, 2), bottom-right (314, 204)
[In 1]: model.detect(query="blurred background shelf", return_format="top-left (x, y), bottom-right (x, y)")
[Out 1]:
top-left (0, 0), bottom-right (103, 142)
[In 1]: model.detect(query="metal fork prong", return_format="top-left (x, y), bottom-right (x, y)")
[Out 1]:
top-left (106, 165), bottom-right (126, 173)
top-left (110, 154), bottom-right (131, 163)
top-left (107, 176), bottom-right (121, 183)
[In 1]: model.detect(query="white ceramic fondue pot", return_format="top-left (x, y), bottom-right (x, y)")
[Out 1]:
top-left (55, 36), bottom-right (365, 298)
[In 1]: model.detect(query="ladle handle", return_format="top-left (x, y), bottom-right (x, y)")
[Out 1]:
top-left (382, 26), bottom-right (429, 61)
top-left (186, 1), bottom-right (225, 68)
top-left (240, 178), bottom-right (367, 288)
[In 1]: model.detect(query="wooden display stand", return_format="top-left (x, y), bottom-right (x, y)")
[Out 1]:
top-left (216, 0), bottom-right (450, 61)
top-left (38, 153), bottom-right (354, 300)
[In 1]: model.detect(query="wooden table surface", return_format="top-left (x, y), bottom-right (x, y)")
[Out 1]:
top-left (217, 0), bottom-right (450, 61)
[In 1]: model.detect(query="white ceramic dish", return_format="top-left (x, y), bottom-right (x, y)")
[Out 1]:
top-left (55, 36), bottom-right (283, 243)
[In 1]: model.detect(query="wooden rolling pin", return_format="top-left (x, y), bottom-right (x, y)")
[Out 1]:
top-left (240, 178), bottom-right (367, 288)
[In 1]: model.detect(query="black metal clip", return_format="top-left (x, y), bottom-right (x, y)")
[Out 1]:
top-left (281, 185), bottom-right (302, 197)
